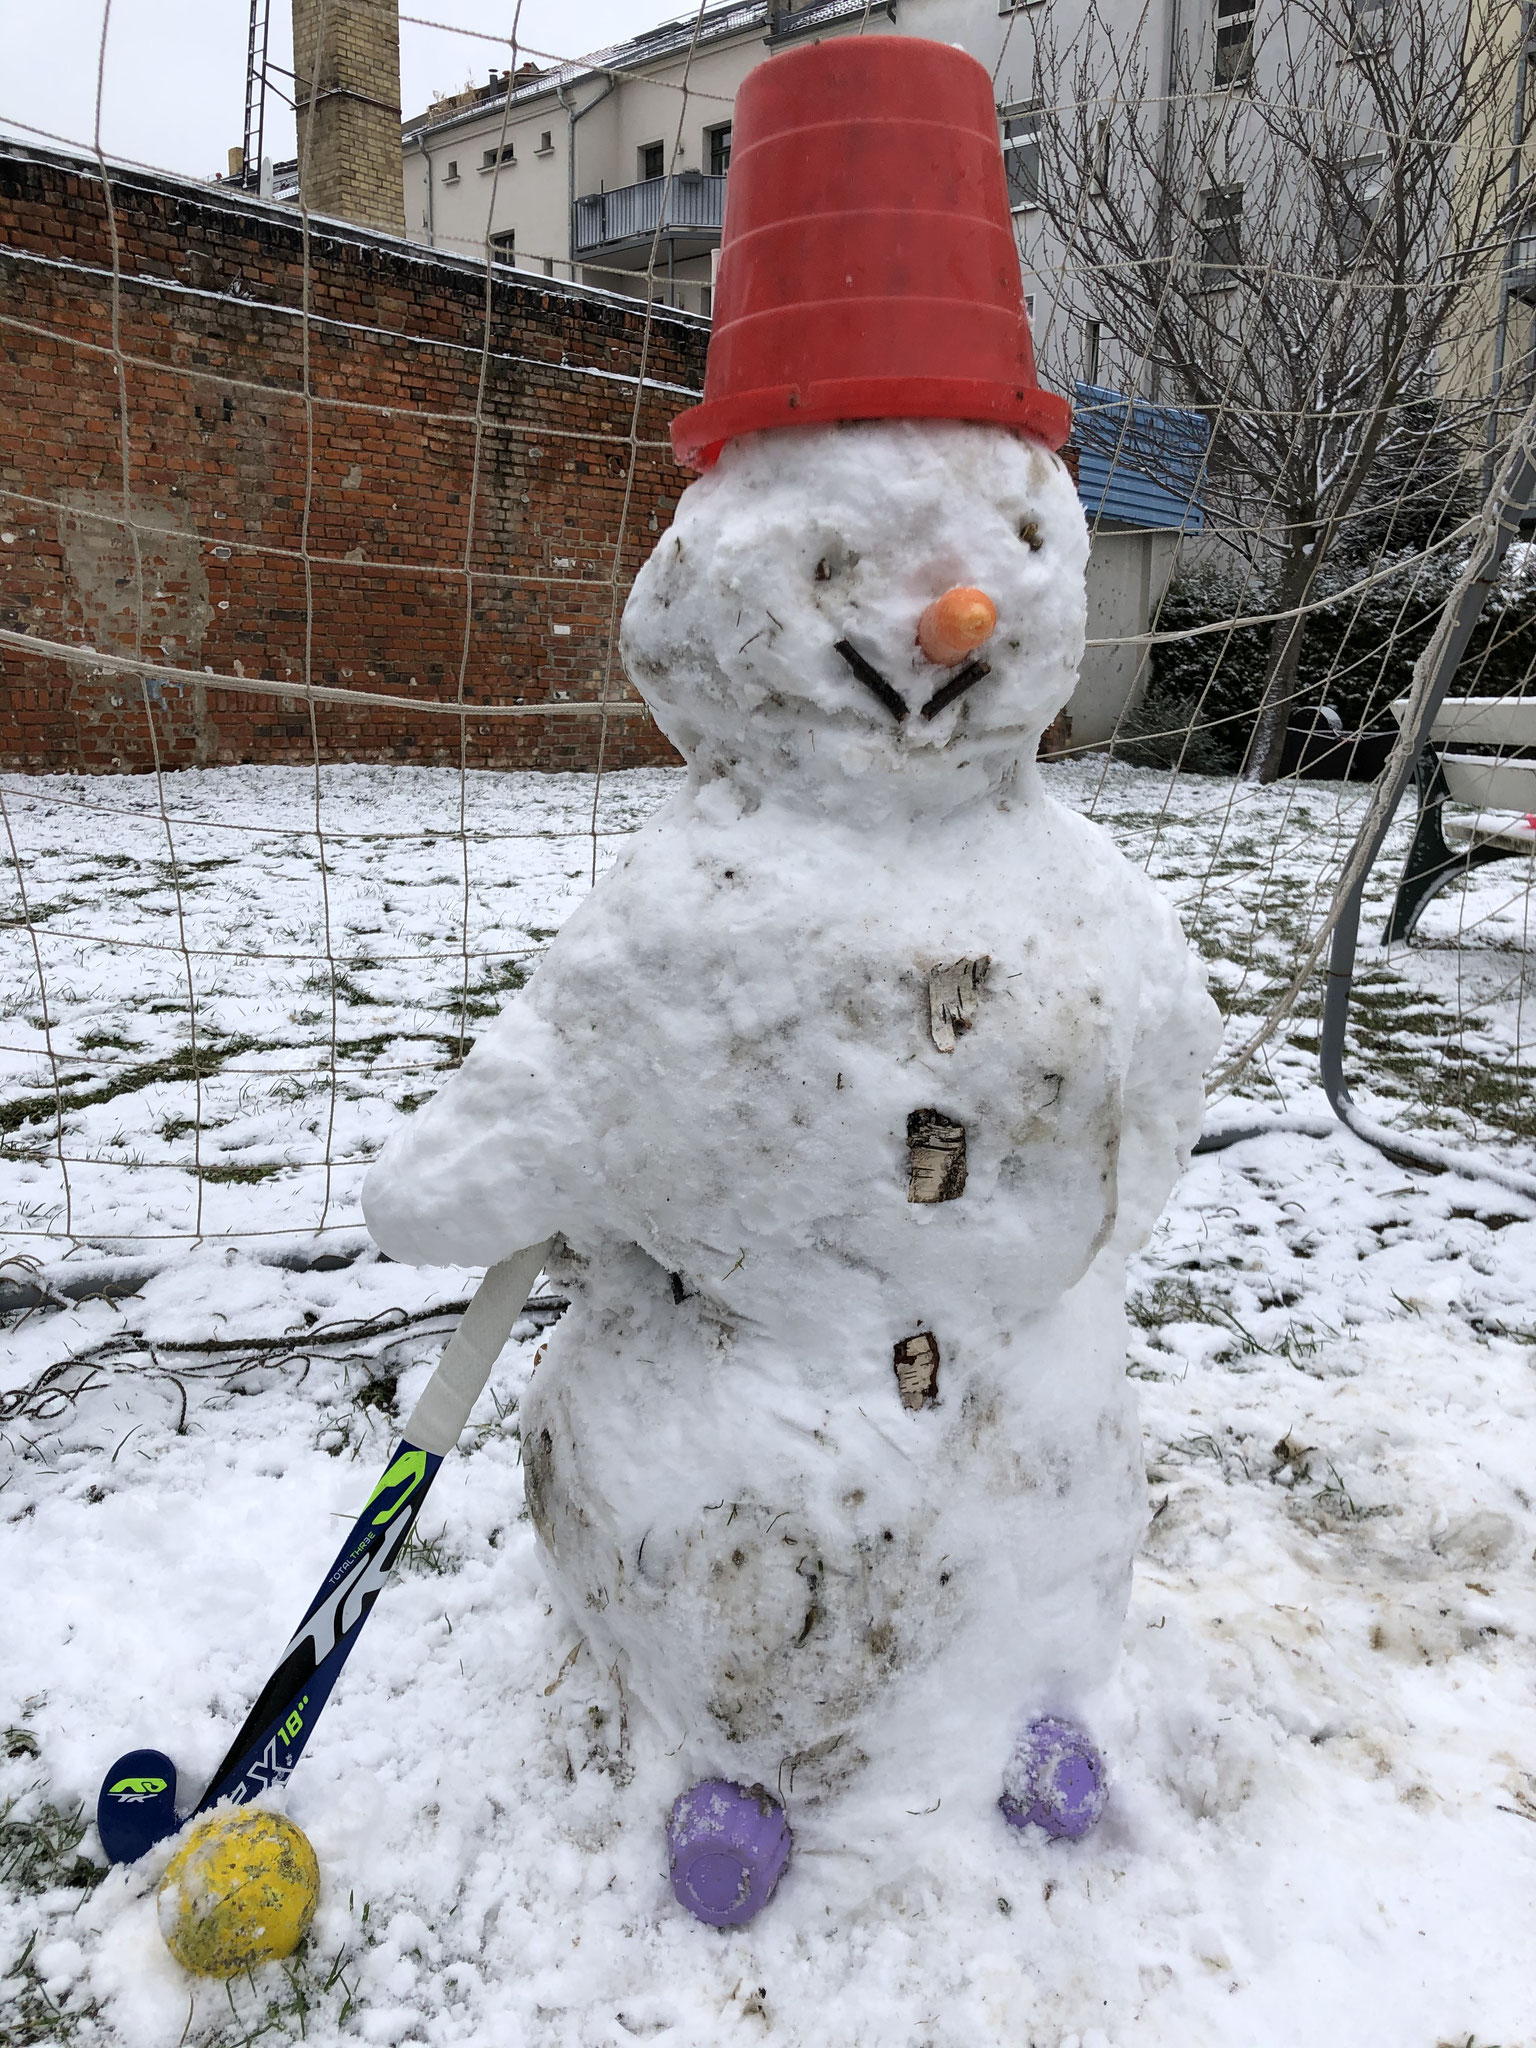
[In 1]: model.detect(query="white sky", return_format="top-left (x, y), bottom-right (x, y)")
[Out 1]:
top-left (0, 1), bottom-right (682, 182)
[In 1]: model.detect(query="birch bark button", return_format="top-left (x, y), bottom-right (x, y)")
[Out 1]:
top-left (907, 1108), bottom-right (967, 1201)
top-left (928, 956), bottom-right (990, 1052)
top-left (893, 1330), bottom-right (941, 1409)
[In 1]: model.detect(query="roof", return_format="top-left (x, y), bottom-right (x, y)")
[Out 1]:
top-left (404, 2), bottom-right (769, 142)
top-left (1070, 382), bottom-right (1210, 533)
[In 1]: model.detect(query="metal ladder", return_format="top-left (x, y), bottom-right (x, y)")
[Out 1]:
top-left (242, 0), bottom-right (271, 193)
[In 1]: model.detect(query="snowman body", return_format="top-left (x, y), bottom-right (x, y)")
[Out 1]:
top-left (363, 420), bottom-right (1221, 1815)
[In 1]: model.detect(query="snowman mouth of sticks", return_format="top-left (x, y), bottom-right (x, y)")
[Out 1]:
top-left (834, 584), bottom-right (998, 726)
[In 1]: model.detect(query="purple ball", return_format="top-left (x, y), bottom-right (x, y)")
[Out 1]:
top-left (998, 1716), bottom-right (1107, 1841)
top-left (667, 1779), bottom-right (792, 1928)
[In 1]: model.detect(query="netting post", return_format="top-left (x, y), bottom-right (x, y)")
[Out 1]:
top-left (1316, 423), bottom-right (1536, 1193)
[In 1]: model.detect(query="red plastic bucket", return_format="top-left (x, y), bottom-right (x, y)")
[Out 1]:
top-left (671, 35), bottom-right (1071, 471)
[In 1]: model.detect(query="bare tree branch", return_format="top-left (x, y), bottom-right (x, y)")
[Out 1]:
top-left (1033, 0), bottom-right (1525, 778)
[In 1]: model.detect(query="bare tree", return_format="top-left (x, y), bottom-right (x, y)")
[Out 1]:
top-left (1033, 0), bottom-right (1523, 780)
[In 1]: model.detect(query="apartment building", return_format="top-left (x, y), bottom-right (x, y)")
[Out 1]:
top-left (401, 0), bottom-right (1148, 342)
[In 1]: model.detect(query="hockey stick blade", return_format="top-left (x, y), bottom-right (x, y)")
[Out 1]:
top-left (96, 1241), bottom-right (552, 1862)
top-left (97, 1748), bottom-right (178, 1866)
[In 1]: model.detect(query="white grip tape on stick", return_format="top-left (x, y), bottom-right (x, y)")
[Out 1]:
top-left (403, 1239), bottom-right (555, 1457)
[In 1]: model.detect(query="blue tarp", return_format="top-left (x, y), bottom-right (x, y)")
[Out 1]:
top-left (1070, 382), bottom-right (1210, 533)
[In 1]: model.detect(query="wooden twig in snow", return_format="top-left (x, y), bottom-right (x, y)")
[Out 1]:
top-left (834, 639), bottom-right (907, 722)
top-left (920, 658), bottom-right (990, 721)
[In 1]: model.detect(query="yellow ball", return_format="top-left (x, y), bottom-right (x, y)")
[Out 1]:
top-left (157, 1809), bottom-right (320, 1977)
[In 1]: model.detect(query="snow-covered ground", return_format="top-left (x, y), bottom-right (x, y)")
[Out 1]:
top-left (0, 764), bottom-right (675, 1249)
top-left (2, 762), bottom-right (1534, 2047)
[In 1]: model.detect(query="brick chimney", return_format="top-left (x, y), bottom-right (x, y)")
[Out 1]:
top-left (291, 0), bottom-right (406, 236)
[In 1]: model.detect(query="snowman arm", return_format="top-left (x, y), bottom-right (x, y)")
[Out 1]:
top-left (1108, 937), bottom-right (1222, 1257)
top-left (362, 1009), bottom-right (583, 1269)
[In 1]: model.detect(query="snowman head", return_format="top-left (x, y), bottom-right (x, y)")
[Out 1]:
top-left (621, 418), bottom-right (1088, 818)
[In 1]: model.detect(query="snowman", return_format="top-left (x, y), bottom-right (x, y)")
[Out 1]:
top-left (363, 35), bottom-right (1220, 1925)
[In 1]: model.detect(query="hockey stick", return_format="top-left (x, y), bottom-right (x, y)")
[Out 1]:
top-left (97, 1240), bottom-right (554, 1864)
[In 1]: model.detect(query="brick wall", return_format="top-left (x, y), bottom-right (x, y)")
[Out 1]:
top-left (293, 0), bottom-right (406, 236)
top-left (0, 141), bottom-right (703, 775)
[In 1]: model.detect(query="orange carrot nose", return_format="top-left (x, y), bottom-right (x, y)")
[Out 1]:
top-left (917, 586), bottom-right (997, 666)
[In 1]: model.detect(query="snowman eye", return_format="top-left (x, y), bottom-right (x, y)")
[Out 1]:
top-left (1018, 520), bottom-right (1043, 551)
top-left (813, 542), bottom-right (859, 582)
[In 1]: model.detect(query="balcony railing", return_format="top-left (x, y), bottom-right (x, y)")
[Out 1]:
top-left (767, 0), bottom-right (895, 42)
top-left (1509, 221), bottom-right (1536, 303)
top-left (573, 173), bottom-right (727, 255)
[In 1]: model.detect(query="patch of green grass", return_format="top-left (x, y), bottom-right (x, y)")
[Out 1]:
top-left (299, 970), bottom-right (388, 1009)
top-left (152, 856), bottom-right (238, 878)
top-left (0, 1797), bottom-right (103, 1895)
top-left (1272, 964), bottom-right (1536, 1143)
top-left (400, 1527), bottom-right (460, 1576)
top-left (195, 1160), bottom-right (285, 1185)
top-left (1305, 1458), bottom-right (1394, 1523)
top-left (330, 974), bottom-right (382, 1008)
top-left (436, 958), bottom-right (528, 1024)
top-left (1129, 1276), bottom-right (1228, 1331)
top-left (1161, 1431), bottom-right (1254, 1482)
top-left (354, 1370), bottom-right (398, 1416)
top-left (307, 1030), bottom-right (464, 1066)
top-left (1431, 1050), bottom-right (1536, 1143)
top-left (0, 1937), bottom-right (102, 2044)
top-left (2, 898), bottom-right (93, 924)
top-left (194, 1943), bottom-right (360, 2048)
top-left (0, 1035), bottom-right (260, 1138)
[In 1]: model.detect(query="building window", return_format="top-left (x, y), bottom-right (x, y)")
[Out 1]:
top-left (537, 130), bottom-right (554, 155)
top-left (1198, 186), bottom-right (1243, 287)
top-left (640, 141), bottom-right (666, 181)
top-left (1025, 293), bottom-right (1036, 321)
top-left (708, 122), bottom-right (733, 175)
top-left (482, 143), bottom-right (515, 169)
top-left (1214, 0), bottom-right (1255, 85)
top-left (1000, 104), bottom-right (1042, 212)
top-left (1339, 154), bottom-right (1387, 264)
top-left (1349, 0), bottom-right (1388, 47)
top-left (1091, 120), bottom-right (1110, 194)
top-left (1082, 317), bottom-right (1101, 384)
top-left (1509, 212), bottom-right (1536, 298)
top-left (490, 229), bottom-right (516, 265)
top-left (444, 160), bottom-right (459, 182)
